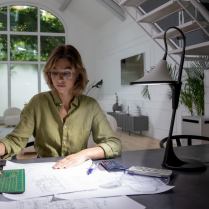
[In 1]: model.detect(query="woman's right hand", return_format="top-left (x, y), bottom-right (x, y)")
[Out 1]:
top-left (0, 172), bottom-right (2, 175)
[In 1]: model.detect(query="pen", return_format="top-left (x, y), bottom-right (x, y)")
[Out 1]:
top-left (87, 162), bottom-right (95, 175)
top-left (87, 162), bottom-right (100, 175)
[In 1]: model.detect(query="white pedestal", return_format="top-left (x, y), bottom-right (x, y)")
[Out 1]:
top-left (181, 116), bottom-right (209, 146)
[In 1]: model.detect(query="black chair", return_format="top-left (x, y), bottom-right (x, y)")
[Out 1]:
top-left (11, 141), bottom-right (40, 160)
top-left (159, 135), bottom-right (209, 148)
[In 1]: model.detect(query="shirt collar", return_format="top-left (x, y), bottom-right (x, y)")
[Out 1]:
top-left (51, 91), bottom-right (78, 107)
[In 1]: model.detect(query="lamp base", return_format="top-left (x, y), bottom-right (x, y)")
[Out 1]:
top-left (162, 158), bottom-right (207, 171)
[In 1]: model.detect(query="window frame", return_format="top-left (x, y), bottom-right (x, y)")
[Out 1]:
top-left (0, 2), bottom-right (67, 111)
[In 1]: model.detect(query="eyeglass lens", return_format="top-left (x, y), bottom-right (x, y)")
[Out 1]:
top-left (50, 71), bottom-right (73, 80)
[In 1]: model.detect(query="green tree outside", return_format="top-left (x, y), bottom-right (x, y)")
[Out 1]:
top-left (0, 6), bottom-right (65, 62)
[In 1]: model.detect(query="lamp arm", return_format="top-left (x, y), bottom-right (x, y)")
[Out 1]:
top-left (163, 27), bottom-right (186, 83)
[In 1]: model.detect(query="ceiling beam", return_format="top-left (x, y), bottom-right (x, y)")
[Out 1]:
top-left (59, 0), bottom-right (72, 12)
top-left (96, 0), bottom-right (126, 21)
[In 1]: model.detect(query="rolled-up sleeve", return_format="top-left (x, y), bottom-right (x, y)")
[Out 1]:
top-left (0, 97), bottom-right (36, 160)
top-left (91, 102), bottom-right (122, 158)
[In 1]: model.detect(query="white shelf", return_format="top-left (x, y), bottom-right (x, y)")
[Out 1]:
top-left (168, 42), bottom-right (209, 55)
top-left (137, 0), bottom-right (190, 23)
top-left (153, 21), bottom-right (209, 39)
top-left (119, 0), bottom-right (147, 7)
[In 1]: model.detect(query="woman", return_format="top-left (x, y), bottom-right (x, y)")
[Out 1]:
top-left (0, 45), bottom-right (122, 170)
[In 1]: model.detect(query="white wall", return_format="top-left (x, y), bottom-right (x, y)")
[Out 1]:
top-left (94, 15), bottom-right (191, 140)
top-left (205, 71), bottom-right (209, 116)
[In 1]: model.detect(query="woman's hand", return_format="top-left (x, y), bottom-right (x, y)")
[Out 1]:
top-left (53, 147), bottom-right (105, 169)
top-left (53, 150), bottom-right (87, 169)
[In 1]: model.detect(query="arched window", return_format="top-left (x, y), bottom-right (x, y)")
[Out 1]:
top-left (0, 4), bottom-right (66, 115)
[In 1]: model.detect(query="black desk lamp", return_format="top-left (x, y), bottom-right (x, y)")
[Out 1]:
top-left (130, 27), bottom-right (206, 171)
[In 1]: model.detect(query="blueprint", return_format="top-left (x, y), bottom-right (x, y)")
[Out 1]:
top-left (0, 195), bottom-right (145, 209)
top-left (3, 161), bottom-right (173, 201)
top-left (55, 170), bottom-right (174, 199)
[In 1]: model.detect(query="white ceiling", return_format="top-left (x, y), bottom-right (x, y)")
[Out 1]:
top-left (55, 0), bottom-right (116, 30)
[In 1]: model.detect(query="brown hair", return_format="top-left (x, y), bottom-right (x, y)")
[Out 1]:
top-left (43, 45), bottom-right (88, 96)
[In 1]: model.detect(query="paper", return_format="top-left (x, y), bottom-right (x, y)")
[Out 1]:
top-left (55, 170), bottom-right (174, 200)
top-left (3, 160), bottom-right (107, 200)
top-left (0, 196), bottom-right (145, 209)
top-left (0, 195), bottom-right (53, 209)
top-left (47, 196), bottom-right (145, 209)
top-left (3, 161), bottom-right (173, 201)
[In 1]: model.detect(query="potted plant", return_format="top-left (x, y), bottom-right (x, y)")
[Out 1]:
top-left (141, 58), bottom-right (209, 116)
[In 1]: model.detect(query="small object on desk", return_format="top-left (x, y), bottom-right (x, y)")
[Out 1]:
top-left (87, 162), bottom-right (100, 175)
top-left (126, 166), bottom-right (172, 178)
top-left (101, 160), bottom-right (125, 172)
top-left (0, 169), bottom-right (25, 193)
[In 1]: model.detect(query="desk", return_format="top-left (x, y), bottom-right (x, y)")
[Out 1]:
top-left (2, 144), bottom-right (209, 209)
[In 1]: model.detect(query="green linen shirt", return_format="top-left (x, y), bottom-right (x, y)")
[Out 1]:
top-left (0, 91), bottom-right (122, 159)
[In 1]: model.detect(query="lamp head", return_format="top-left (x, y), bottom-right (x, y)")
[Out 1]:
top-left (130, 59), bottom-right (177, 86)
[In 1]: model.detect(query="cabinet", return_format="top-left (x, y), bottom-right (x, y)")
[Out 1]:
top-left (181, 116), bottom-right (209, 145)
top-left (107, 112), bottom-right (148, 135)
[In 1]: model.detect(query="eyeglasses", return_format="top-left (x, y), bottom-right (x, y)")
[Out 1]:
top-left (48, 71), bottom-right (75, 80)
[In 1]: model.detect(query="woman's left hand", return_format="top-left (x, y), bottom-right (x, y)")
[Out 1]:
top-left (53, 150), bottom-right (87, 169)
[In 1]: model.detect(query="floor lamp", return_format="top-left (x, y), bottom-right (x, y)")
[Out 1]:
top-left (130, 26), bottom-right (206, 171)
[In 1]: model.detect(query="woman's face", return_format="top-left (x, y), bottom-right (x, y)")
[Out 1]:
top-left (51, 58), bottom-right (78, 95)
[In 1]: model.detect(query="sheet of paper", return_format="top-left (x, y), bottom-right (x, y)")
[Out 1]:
top-left (55, 171), bottom-right (174, 199)
top-left (0, 195), bottom-right (145, 209)
top-left (0, 201), bottom-right (17, 209)
top-left (0, 195), bottom-right (53, 209)
top-left (3, 160), bottom-right (109, 200)
top-left (47, 196), bottom-right (145, 209)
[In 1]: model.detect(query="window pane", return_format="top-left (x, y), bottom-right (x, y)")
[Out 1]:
top-left (0, 35), bottom-right (7, 61)
top-left (10, 6), bottom-right (37, 32)
top-left (40, 9), bottom-right (65, 33)
top-left (41, 36), bottom-right (65, 61)
top-left (11, 64), bottom-right (38, 110)
top-left (41, 64), bottom-right (50, 92)
top-left (10, 35), bottom-right (38, 61)
top-left (0, 64), bottom-right (8, 116)
top-left (0, 7), bottom-right (7, 31)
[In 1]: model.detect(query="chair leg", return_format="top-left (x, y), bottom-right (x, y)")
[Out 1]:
top-left (188, 138), bottom-right (192, 146)
top-left (176, 138), bottom-right (182, 147)
top-left (11, 155), bottom-right (17, 160)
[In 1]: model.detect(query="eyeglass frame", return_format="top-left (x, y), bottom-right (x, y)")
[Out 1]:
top-left (48, 71), bottom-right (76, 80)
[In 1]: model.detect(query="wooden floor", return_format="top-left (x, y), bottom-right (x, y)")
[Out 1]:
top-left (1, 126), bottom-right (163, 160)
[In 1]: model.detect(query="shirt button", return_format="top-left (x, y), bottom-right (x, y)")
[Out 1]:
top-left (63, 142), bottom-right (66, 144)
top-left (64, 126), bottom-right (66, 128)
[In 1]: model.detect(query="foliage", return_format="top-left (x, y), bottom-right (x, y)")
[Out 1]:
top-left (141, 59), bottom-right (209, 116)
top-left (0, 35), bottom-right (7, 61)
top-left (0, 7), bottom-right (7, 31)
top-left (41, 36), bottom-right (65, 61)
top-left (10, 35), bottom-right (38, 61)
top-left (10, 6), bottom-right (37, 32)
top-left (85, 80), bottom-right (103, 95)
top-left (0, 6), bottom-right (65, 62)
top-left (40, 9), bottom-right (65, 33)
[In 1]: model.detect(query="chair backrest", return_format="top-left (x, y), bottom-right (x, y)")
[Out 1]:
top-left (3, 107), bottom-right (21, 118)
top-left (106, 114), bottom-right (117, 132)
top-left (159, 135), bottom-right (209, 148)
